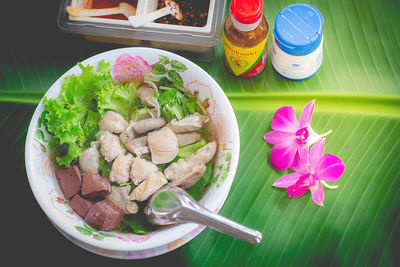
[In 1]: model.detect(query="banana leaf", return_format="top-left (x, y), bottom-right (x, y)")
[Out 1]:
top-left (1, 0), bottom-right (400, 266)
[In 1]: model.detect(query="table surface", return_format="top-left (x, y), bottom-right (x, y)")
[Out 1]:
top-left (1, 0), bottom-right (400, 266)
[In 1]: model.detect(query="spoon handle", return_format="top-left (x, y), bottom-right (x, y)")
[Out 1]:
top-left (181, 207), bottom-right (262, 244)
top-left (129, 7), bottom-right (170, 28)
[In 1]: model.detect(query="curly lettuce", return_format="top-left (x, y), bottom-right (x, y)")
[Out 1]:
top-left (42, 60), bottom-right (137, 167)
top-left (96, 81), bottom-right (139, 120)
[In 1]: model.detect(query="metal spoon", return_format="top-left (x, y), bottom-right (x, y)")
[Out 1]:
top-left (66, 3), bottom-right (136, 18)
top-left (145, 185), bottom-right (262, 244)
top-left (129, 0), bottom-right (183, 28)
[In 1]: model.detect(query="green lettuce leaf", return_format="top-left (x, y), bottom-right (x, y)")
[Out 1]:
top-left (42, 61), bottom-right (114, 167)
top-left (96, 81), bottom-right (139, 120)
top-left (178, 139), bottom-right (206, 159)
top-left (43, 98), bottom-right (85, 167)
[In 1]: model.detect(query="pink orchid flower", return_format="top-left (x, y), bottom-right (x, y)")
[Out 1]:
top-left (273, 139), bottom-right (345, 206)
top-left (263, 100), bottom-right (331, 170)
top-left (112, 53), bottom-right (151, 83)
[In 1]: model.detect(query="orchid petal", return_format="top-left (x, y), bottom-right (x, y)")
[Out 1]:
top-left (315, 154), bottom-right (345, 181)
top-left (309, 174), bottom-right (316, 187)
top-left (290, 145), bottom-right (310, 173)
top-left (271, 106), bottom-right (300, 132)
top-left (287, 174), bottom-right (309, 197)
top-left (306, 126), bottom-right (323, 147)
top-left (270, 142), bottom-right (298, 170)
top-left (288, 183), bottom-right (309, 197)
top-left (264, 131), bottom-right (296, 145)
top-left (310, 180), bottom-right (324, 206)
top-left (299, 99), bottom-right (315, 128)
top-left (310, 139), bottom-right (325, 172)
top-left (273, 172), bottom-right (302, 188)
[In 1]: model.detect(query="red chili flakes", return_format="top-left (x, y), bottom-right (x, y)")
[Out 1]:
top-left (155, 0), bottom-right (210, 27)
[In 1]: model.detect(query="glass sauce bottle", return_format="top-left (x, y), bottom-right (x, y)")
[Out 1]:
top-left (223, 0), bottom-right (269, 78)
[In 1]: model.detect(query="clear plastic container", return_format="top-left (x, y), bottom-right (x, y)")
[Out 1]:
top-left (57, 0), bottom-right (226, 62)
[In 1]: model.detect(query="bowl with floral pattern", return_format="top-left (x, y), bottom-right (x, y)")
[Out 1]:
top-left (25, 47), bottom-right (240, 259)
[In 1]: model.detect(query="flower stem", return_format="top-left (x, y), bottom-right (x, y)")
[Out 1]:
top-left (320, 129), bottom-right (333, 138)
top-left (321, 180), bottom-right (338, 189)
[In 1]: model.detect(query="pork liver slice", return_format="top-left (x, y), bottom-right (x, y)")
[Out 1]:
top-left (55, 165), bottom-right (82, 199)
top-left (84, 200), bottom-right (124, 231)
top-left (81, 171), bottom-right (111, 198)
top-left (69, 195), bottom-right (94, 218)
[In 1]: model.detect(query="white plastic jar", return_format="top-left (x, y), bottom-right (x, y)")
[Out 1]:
top-left (271, 4), bottom-right (324, 80)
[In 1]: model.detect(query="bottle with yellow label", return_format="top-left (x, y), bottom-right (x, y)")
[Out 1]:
top-left (223, 0), bottom-right (269, 78)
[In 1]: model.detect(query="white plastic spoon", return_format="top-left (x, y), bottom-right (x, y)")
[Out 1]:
top-left (66, 3), bottom-right (136, 18)
top-left (129, 0), bottom-right (183, 28)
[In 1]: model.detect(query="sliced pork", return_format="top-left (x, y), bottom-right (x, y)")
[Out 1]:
top-left (109, 153), bottom-right (133, 184)
top-left (97, 131), bottom-right (126, 162)
top-left (176, 132), bottom-right (201, 146)
top-left (137, 81), bottom-right (160, 118)
top-left (168, 112), bottom-right (209, 133)
top-left (188, 141), bottom-right (217, 165)
top-left (147, 126), bottom-right (179, 164)
top-left (133, 117), bottom-right (166, 134)
top-left (119, 120), bottom-right (136, 144)
top-left (129, 171), bottom-right (167, 201)
top-left (130, 158), bottom-right (158, 185)
top-left (78, 141), bottom-right (100, 173)
top-left (99, 110), bottom-right (128, 133)
top-left (164, 158), bottom-right (188, 181)
top-left (169, 162), bottom-right (206, 189)
top-left (125, 136), bottom-right (149, 157)
top-left (105, 186), bottom-right (138, 214)
top-left (164, 141), bottom-right (217, 189)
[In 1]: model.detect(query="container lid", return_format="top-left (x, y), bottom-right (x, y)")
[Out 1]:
top-left (273, 4), bottom-right (324, 56)
top-left (57, 0), bottom-right (226, 47)
top-left (230, 0), bottom-right (263, 25)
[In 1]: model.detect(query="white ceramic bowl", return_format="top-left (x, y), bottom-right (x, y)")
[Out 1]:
top-left (25, 47), bottom-right (240, 259)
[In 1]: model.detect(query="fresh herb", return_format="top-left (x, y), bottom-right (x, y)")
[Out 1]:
top-left (167, 69), bottom-right (184, 88)
top-left (119, 213), bottom-right (156, 235)
top-left (130, 105), bottom-right (153, 121)
top-left (157, 87), bottom-right (199, 122)
top-left (158, 55), bottom-right (170, 66)
top-left (178, 139), bottom-right (206, 159)
top-left (151, 63), bottom-right (167, 75)
top-left (98, 155), bottom-right (112, 178)
top-left (187, 163), bottom-right (214, 201)
top-left (151, 55), bottom-right (187, 91)
top-left (149, 55), bottom-right (208, 118)
top-left (170, 59), bottom-right (188, 72)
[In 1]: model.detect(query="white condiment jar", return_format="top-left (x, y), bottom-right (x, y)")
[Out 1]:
top-left (271, 4), bottom-right (324, 80)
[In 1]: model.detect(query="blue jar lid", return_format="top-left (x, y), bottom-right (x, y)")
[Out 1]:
top-left (273, 4), bottom-right (324, 56)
